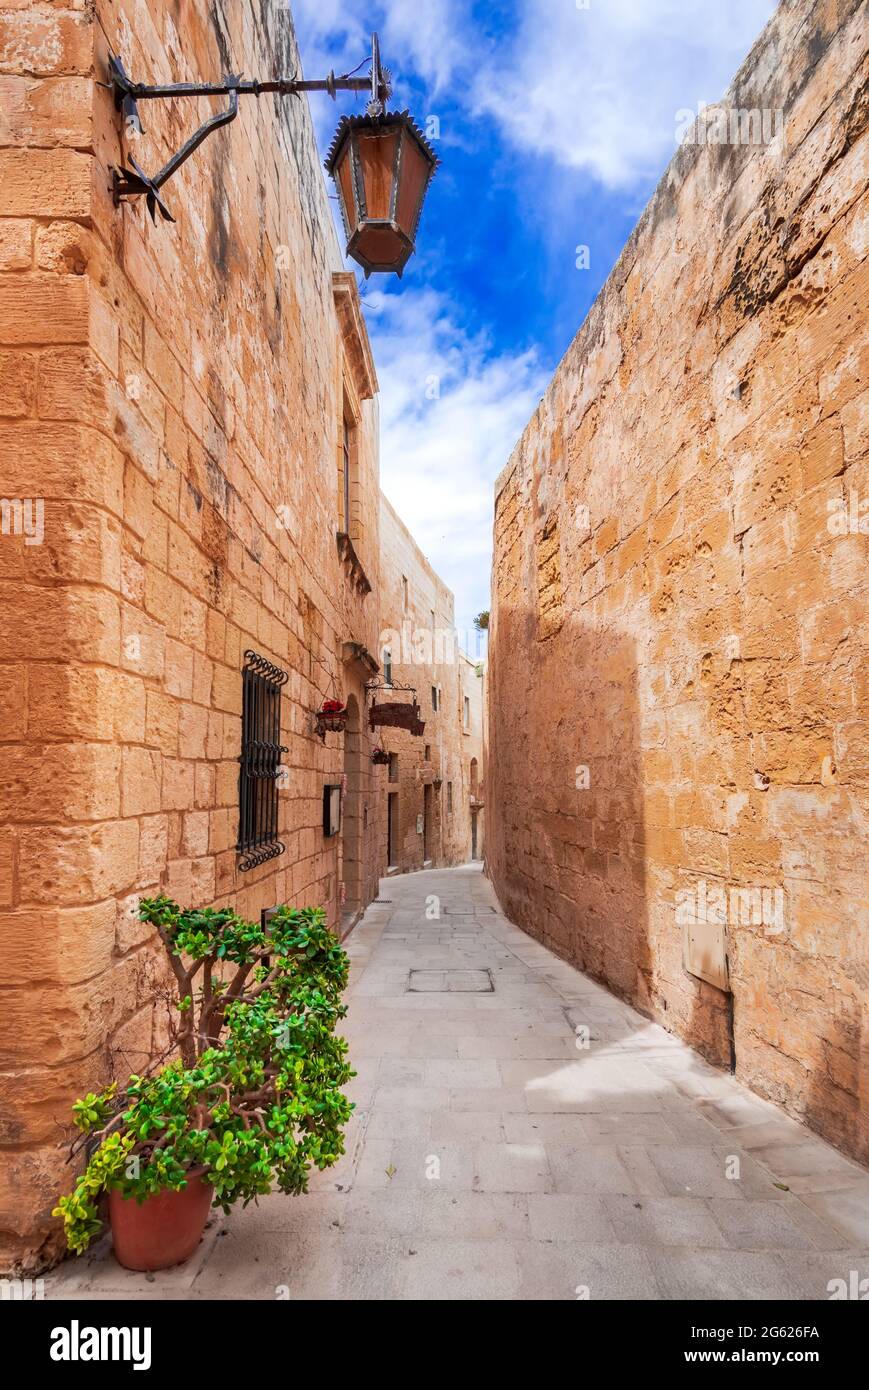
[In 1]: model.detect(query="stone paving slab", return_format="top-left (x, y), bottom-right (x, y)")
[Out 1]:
top-left (46, 865), bottom-right (869, 1301)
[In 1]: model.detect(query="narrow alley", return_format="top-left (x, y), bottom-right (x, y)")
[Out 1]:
top-left (46, 866), bottom-right (869, 1302)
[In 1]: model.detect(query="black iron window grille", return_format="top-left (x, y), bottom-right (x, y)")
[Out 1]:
top-left (237, 650), bottom-right (288, 871)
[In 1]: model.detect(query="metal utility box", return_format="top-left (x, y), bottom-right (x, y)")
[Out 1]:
top-left (683, 915), bottom-right (731, 992)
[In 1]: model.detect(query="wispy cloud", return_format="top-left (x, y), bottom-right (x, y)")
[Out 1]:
top-left (474, 0), bottom-right (777, 188)
top-left (363, 286), bottom-right (547, 635)
top-left (288, 0), bottom-right (468, 97)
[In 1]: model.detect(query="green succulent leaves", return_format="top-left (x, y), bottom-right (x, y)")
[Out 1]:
top-left (54, 900), bottom-right (354, 1255)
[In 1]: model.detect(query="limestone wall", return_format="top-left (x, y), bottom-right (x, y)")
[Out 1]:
top-left (0, 0), bottom-right (383, 1268)
top-left (489, 0), bottom-right (867, 1161)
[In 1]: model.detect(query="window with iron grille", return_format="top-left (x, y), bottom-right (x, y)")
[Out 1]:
top-left (237, 650), bottom-right (288, 871)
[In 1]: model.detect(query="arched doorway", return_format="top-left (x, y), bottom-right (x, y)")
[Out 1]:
top-left (341, 694), bottom-right (363, 932)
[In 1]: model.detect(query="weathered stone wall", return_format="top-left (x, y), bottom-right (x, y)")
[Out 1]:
top-left (0, 0), bottom-right (383, 1269)
top-left (459, 651), bottom-right (485, 860)
top-left (489, 0), bottom-right (867, 1162)
top-left (378, 494), bottom-right (481, 872)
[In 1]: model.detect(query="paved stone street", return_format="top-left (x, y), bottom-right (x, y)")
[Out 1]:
top-left (48, 866), bottom-right (869, 1301)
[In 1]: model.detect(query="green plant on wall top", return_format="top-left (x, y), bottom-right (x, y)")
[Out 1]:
top-left (54, 899), bottom-right (354, 1255)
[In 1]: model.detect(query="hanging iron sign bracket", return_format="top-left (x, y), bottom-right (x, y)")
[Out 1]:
top-left (364, 680), bottom-right (417, 699)
top-left (366, 681), bottom-right (426, 737)
top-left (107, 33), bottom-right (392, 223)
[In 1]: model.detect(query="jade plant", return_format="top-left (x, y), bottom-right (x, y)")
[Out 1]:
top-left (54, 898), bottom-right (353, 1255)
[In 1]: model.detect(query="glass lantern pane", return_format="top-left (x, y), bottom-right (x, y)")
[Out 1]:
top-left (395, 135), bottom-right (431, 239)
top-left (335, 145), bottom-right (357, 234)
top-left (357, 130), bottom-right (399, 219)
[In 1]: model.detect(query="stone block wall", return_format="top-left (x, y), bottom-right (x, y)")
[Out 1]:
top-left (0, 0), bottom-right (383, 1269)
top-left (378, 494), bottom-right (480, 872)
top-left (489, 0), bottom-right (867, 1162)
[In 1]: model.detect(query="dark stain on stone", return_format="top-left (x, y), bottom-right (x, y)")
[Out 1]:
top-left (804, 23), bottom-right (829, 75)
top-left (268, 274), bottom-right (283, 355)
top-left (201, 503), bottom-right (230, 576)
top-left (205, 1), bottom-right (235, 284)
top-left (209, 171), bottom-right (231, 283)
top-left (206, 562), bottom-right (222, 608)
top-left (205, 455), bottom-right (231, 518)
top-left (185, 478), bottom-right (203, 511)
top-left (208, 0), bottom-right (233, 74)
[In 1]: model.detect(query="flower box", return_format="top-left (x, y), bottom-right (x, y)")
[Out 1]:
top-left (318, 699), bottom-right (349, 733)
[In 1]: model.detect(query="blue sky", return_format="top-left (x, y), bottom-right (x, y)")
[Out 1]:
top-left (289, 0), bottom-right (776, 640)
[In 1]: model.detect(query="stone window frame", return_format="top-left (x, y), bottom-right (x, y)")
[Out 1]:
top-left (340, 388), bottom-right (359, 538)
top-left (333, 271), bottom-right (377, 549)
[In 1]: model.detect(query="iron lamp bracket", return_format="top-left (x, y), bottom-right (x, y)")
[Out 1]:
top-left (107, 34), bottom-right (392, 224)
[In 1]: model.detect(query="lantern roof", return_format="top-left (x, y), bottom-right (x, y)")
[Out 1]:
top-left (324, 109), bottom-right (440, 179)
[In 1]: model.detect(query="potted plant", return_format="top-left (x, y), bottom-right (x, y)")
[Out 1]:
top-left (53, 897), bottom-right (353, 1271)
top-left (371, 746), bottom-right (390, 766)
top-left (317, 698), bottom-right (349, 734)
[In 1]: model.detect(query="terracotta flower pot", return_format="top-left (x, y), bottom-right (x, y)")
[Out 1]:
top-left (109, 1171), bottom-right (213, 1272)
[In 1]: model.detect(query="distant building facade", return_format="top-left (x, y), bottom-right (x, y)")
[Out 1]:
top-left (378, 497), bottom-right (485, 874)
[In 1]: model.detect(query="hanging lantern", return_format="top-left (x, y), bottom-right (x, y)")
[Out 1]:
top-left (326, 111), bottom-right (439, 277)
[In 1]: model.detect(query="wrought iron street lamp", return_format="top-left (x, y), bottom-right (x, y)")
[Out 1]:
top-left (325, 37), bottom-right (438, 277)
top-left (107, 32), bottom-right (437, 276)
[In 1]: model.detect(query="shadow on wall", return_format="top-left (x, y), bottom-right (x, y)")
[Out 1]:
top-left (488, 607), bottom-right (733, 1075)
top-left (724, 807), bottom-right (868, 1167)
top-left (803, 976), bottom-right (867, 1165)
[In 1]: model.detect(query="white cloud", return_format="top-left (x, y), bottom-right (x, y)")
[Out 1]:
top-left (474, 0), bottom-right (777, 188)
top-left (288, 0), bottom-right (467, 98)
top-left (290, 0), bottom-right (777, 189)
top-left (284, 0), bottom-right (782, 637)
top-left (363, 287), bottom-right (548, 635)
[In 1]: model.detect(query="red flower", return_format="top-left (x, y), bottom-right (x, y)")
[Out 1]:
top-left (321, 699), bottom-right (346, 713)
